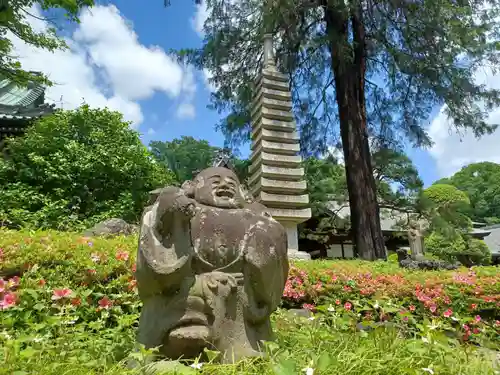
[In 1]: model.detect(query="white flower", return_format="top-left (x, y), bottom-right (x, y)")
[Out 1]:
top-left (422, 368), bottom-right (434, 374)
top-left (327, 304), bottom-right (335, 312)
top-left (302, 367), bottom-right (314, 375)
top-left (421, 337), bottom-right (430, 344)
top-left (451, 317), bottom-right (459, 322)
top-left (308, 316), bottom-right (315, 321)
top-left (373, 302), bottom-right (380, 309)
top-left (190, 362), bottom-right (204, 370)
top-left (33, 337), bottom-right (43, 343)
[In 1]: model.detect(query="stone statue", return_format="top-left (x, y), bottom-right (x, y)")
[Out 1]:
top-left (135, 167), bottom-right (289, 364)
top-left (407, 221), bottom-right (425, 260)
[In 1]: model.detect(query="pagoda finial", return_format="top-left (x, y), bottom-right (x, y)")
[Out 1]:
top-left (263, 33), bottom-right (275, 68)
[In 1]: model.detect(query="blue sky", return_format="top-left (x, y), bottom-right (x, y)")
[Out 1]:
top-left (13, 1), bottom-right (500, 187)
top-left (105, 0), bottom-right (228, 149)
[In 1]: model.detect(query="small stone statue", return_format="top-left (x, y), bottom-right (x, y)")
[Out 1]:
top-left (407, 221), bottom-right (425, 260)
top-left (136, 167), bottom-right (289, 364)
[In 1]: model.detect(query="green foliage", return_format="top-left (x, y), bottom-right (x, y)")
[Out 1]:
top-left (424, 184), bottom-right (471, 207)
top-left (149, 136), bottom-right (218, 184)
top-left (436, 162), bottom-right (500, 224)
top-left (179, 0), bottom-right (500, 152)
top-left (0, 229), bottom-right (498, 373)
top-left (149, 136), bottom-right (250, 184)
top-left (0, 106), bottom-right (174, 230)
top-left (424, 232), bottom-right (492, 266)
top-left (0, 0), bottom-right (94, 85)
top-left (303, 155), bottom-right (347, 216)
top-left (424, 231), bottom-right (467, 262)
top-left (373, 147), bottom-right (424, 210)
top-left (423, 184), bottom-right (472, 233)
top-left (460, 238), bottom-right (492, 266)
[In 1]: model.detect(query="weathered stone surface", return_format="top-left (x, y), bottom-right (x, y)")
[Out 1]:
top-left (136, 167), bottom-right (289, 364)
top-left (84, 218), bottom-right (138, 238)
top-left (408, 222), bottom-right (425, 260)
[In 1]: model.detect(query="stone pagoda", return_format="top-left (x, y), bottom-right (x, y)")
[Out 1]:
top-left (248, 34), bottom-right (311, 260)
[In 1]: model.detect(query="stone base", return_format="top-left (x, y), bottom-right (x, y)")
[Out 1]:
top-left (287, 250), bottom-right (311, 260)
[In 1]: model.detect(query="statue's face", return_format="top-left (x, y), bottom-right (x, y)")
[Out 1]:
top-left (194, 167), bottom-right (243, 209)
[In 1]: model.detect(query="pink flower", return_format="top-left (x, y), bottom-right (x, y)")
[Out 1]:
top-left (495, 320), bottom-right (500, 327)
top-left (474, 315), bottom-right (481, 323)
top-left (98, 296), bottom-right (113, 310)
top-left (344, 302), bottom-right (352, 311)
top-left (38, 279), bottom-right (46, 287)
top-left (0, 292), bottom-right (17, 309)
top-left (429, 304), bottom-right (437, 313)
top-left (115, 250), bottom-right (129, 261)
top-left (131, 263), bottom-right (137, 273)
top-left (71, 297), bottom-right (81, 306)
top-left (409, 305), bottom-right (416, 312)
top-left (402, 316), bottom-right (409, 322)
top-left (472, 328), bottom-right (480, 334)
top-left (443, 309), bottom-right (453, 318)
top-left (335, 299), bottom-right (341, 305)
top-left (471, 303), bottom-right (477, 310)
top-left (463, 324), bottom-right (470, 331)
top-left (302, 303), bottom-right (315, 311)
top-left (52, 288), bottom-right (73, 300)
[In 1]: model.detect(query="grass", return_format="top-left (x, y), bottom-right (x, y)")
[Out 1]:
top-left (0, 228), bottom-right (498, 374)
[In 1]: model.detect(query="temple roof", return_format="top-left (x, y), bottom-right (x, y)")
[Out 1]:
top-left (0, 74), bottom-right (56, 121)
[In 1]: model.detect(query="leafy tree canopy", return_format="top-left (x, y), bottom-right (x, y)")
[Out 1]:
top-left (149, 136), bottom-right (250, 184)
top-left (435, 162), bottom-right (500, 224)
top-left (422, 183), bottom-right (472, 235)
top-left (149, 136), bottom-right (218, 184)
top-left (0, 105), bottom-right (173, 230)
top-left (178, 0), bottom-right (500, 152)
top-left (0, 0), bottom-right (94, 85)
top-left (372, 147), bottom-right (424, 211)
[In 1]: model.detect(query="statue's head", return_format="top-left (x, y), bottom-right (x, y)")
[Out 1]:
top-left (184, 167), bottom-right (244, 209)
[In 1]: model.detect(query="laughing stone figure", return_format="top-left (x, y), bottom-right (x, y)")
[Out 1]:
top-left (135, 167), bottom-right (289, 363)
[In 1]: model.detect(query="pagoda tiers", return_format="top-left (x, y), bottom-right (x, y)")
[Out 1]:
top-left (248, 34), bottom-right (311, 260)
top-left (0, 73), bottom-right (56, 143)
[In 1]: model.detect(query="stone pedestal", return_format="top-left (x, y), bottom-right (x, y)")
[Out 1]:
top-left (248, 34), bottom-right (311, 261)
top-left (284, 222), bottom-right (311, 260)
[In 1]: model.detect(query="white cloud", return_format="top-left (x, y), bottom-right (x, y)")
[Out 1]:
top-left (147, 128), bottom-right (156, 135)
top-left (428, 67), bottom-right (500, 177)
top-left (176, 102), bottom-right (196, 119)
top-left (10, 4), bottom-right (196, 127)
top-left (202, 68), bottom-right (216, 92)
top-left (191, 2), bottom-right (209, 36)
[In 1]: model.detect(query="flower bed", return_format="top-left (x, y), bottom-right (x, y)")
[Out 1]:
top-left (0, 229), bottom-right (499, 358)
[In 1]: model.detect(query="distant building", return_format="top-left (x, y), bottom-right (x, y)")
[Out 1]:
top-left (0, 73), bottom-right (56, 146)
top-left (476, 223), bottom-right (500, 265)
top-left (299, 202), bottom-right (494, 260)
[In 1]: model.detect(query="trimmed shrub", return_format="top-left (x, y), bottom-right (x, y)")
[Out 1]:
top-left (0, 106), bottom-right (174, 231)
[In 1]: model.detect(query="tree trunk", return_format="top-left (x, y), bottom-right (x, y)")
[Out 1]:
top-left (323, 1), bottom-right (386, 260)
